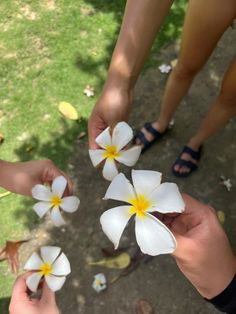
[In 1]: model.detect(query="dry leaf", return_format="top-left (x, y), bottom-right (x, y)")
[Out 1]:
top-left (89, 252), bottom-right (130, 269)
top-left (134, 299), bottom-right (154, 314)
top-left (217, 210), bottom-right (225, 224)
top-left (58, 102), bottom-right (79, 120)
top-left (0, 191), bottom-right (11, 199)
top-left (0, 240), bottom-right (29, 273)
top-left (78, 131), bottom-right (86, 140)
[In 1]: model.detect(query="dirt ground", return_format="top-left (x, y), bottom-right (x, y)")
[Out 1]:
top-left (17, 26), bottom-right (236, 314)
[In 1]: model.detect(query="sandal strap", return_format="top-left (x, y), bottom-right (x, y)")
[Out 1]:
top-left (144, 122), bottom-right (163, 139)
top-left (174, 157), bottom-right (198, 171)
top-left (182, 145), bottom-right (202, 161)
top-left (133, 130), bottom-right (151, 147)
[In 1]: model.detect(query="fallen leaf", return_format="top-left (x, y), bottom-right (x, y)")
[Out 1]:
top-left (0, 191), bottom-right (11, 199)
top-left (0, 132), bottom-right (4, 144)
top-left (89, 252), bottom-right (130, 269)
top-left (0, 240), bottom-right (29, 273)
top-left (58, 102), bottom-right (79, 120)
top-left (217, 210), bottom-right (225, 224)
top-left (170, 58), bottom-right (178, 68)
top-left (134, 299), bottom-right (154, 314)
top-left (78, 131), bottom-right (86, 140)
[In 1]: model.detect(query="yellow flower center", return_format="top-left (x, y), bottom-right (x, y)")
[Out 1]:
top-left (103, 145), bottom-right (120, 160)
top-left (128, 194), bottom-right (151, 218)
top-left (51, 195), bottom-right (62, 207)
top-left (39, 262), bottom-right (52, 276)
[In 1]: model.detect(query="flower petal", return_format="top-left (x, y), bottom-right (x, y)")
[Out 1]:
top-left (135, 213), bottom-right (177, 255)
top-left (52, 176), bottom-right (67, 198)
top-left (95, 127), bottom-right (112, 149)
top-left (111, 122), bottom-right (133, 150)
top-left (148, 183), bottom-right (185, 213)
top-left (61, 196), bottom-right (80, 213)
top-left (50, 207), bottom-right (66, 226)
top-left (115, 146), bottom-right (141, 166)
top-left (104, 173), bottom-right (136, 202)
top-left (100, 206), bottom-right (132, 249)
top-left (89, 149), bottom-right (106, 167)
top-left (45, 275), bottom-right (66, 292)
top-left (132, 170), bottom-right (162, 197)
top-left (102, 159), bottom-right (118, 181)
top-left (33, 201), bottom-right (51, 218)
top-left (24, 252), bottom-right (43, 270)
top-left (31, 184), bottom-right (52, 201)
top-left (26, 272), bottom-right (43, 292)
top-left (40, 246), bottom-right (61, 264)
top-left (51, 253), bottom-right (71, 276)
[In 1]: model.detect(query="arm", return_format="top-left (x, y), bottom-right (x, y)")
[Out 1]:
top-left (88, 0), bottom-right (174, 148)
top-left (166, 194), bottom-right (236, 309)
top-left (0, 159), bottom-right (73, 196)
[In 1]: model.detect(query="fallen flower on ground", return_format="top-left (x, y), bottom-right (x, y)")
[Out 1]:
top-left (100, 170), bottom-right (185, 256)
top-left (24, 246), bottom-right (71, 292)
top-left (92, 273), bottom-right (107, 293)
top-left (32, 176), bottom-right (80, 226)
top-left (89, 122), bottom-right (141, 181)
top-left (158, 63), bottom-right (171, 74)
top-left (220, 175), bottom-right (232, 192)
top-left (84, 85), bottom-right (94, 97)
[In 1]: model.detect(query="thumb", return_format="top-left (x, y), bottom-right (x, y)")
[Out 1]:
top-left (11, 272), bottom-right (31, 301)
top-left (40, 281), bottom-right (56, 305)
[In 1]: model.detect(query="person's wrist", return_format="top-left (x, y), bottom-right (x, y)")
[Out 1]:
top-left (105, 68), bottom-right (136, 91)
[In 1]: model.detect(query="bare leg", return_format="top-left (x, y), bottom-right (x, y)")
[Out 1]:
top-left (175, 57), bottom-right (236, 174)
top-left (137, 0), bottom-right (236, 146)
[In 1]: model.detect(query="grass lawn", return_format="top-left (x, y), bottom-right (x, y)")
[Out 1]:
top-left (0, 0), bottom-right (186, 304)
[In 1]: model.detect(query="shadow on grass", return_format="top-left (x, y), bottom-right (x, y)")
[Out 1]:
top-left (76, 0), bottom-right (186, 91)
top-left (0, 297), bottom-right (10, 314)
top-left (13, 117), bottom-right (88, 229)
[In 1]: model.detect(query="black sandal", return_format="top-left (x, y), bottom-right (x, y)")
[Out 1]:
top-left (132, 122), bottom-right (167, 154)
top-left (172, 145), bottom-right (202, 178)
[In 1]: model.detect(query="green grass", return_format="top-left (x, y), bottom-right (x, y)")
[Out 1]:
top-left (0, 0), bottom-right (186, 305)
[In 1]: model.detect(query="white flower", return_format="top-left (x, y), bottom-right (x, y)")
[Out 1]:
top-left (89, 122), bottom-right (141, 181)
top-left (220, 176), bottom-right (232, 192)
top-left (24, 246), bottom-right (71, 292)
top-left (84, 85), bottom-right (94, 97)
top-left (32, 176), bottom-right (80, 226)
top-left (92, 273), bottom-right (107, 293)
top-left (100, 170), bottom-right (185, 256)
top-left (158, 63), bottom-right (171, 74)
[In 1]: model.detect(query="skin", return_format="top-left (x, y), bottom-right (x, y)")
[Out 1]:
top-left (9, 273), bottom-right (59, 314)
top-left (88, 0), bottom-right (236, 176)
top-left (0, 159), bottom-right (73, 196)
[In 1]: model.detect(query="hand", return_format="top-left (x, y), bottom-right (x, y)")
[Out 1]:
top-left (165, 194), bottom-right (236, 299)
top-left (0, 159), bottom-right (73, 196)
top-left (88, 80), bottom-right (133, 149)
top-left (9, 273), bottom-right (59, 314)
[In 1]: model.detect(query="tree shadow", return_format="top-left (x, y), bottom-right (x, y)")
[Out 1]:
top-left (0, 297), bottom-right (10, 314)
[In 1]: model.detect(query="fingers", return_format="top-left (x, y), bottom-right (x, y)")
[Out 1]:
top-left (88, 114), bottom-right (105, 149)
top-left (10, 272), bottom-right (31, 302)
top-left (40, 281), bottom-right (56, 305)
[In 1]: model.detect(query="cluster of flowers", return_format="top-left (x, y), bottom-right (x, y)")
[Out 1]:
top-left (24, 121), bottom-right (185, 294)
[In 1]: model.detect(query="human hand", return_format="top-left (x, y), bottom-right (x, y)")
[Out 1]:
top-left (163, 194), bottom-right (236, 299)
top-left (88, 80), bottom-right (133, 149)
top-left (9, 273), bottom-right (59, 314)
top-left (0, 159), bottom-right (73, 196)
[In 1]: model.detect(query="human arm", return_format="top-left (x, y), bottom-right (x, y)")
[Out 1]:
top-left (9, 273), bottom-right (59, 314)
top-left (166, 194), bottom-right (236, 308)
top-left (88, 0), bottom-right (174, 148)
top-left (0, 159), bottom-right (73, 196)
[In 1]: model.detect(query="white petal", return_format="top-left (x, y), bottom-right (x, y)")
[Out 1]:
top-left (135, 213), bottom-right (177, 255)
top-left (115, 146), bottom-right (141, 166)
top-left (132, 170), bottom-right (162, 197)
top-left (45, 275), bottom-right (66, 292)
top-left (33, 201), bottom-right (51, 218)
top-left (50, 207), bottom-right (66, 226)
top-left (24, 252), bottom-right (43, 270)
top-left (26, 272), bottom-right (43, 292)
top-left (52, 253), bottom-right (71, 276)
top-left (40, 246), bottom-right (61, 264)
top-left (92, 273), bottom-right (107, 293)
top-left (31, 184), bottom-right (52, 201)
top-left (100, 206), bottom-right (132, 249)
top-left (111, 121), bottom-right (133, 150)
top-left (102, 159), bottom-right (118, 181)
top-left (89, 149), bottom-right (106, 167)
top-left (52, 176), bottom-right (67, 198)
top-left (61, 196), bottom-right (80, 213)
top-left (104, 173), bottom-right (136, 202)
top-left (149, 183), bottom-right (185, 213)
top-left (95, 127), bottom-right (112, 149)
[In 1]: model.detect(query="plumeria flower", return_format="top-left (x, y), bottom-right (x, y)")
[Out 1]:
top-left (92, 273), bottom-right (107, 293)
top-left (84, 85), bottom-right (94, 97)
top-left (24, 246), bottom-right (71, 292)
top-left (32, 176), bottom-right (80, 226)
top-left (89, 122), bottom-right (141, 181)
top-left (100, 170), bottom-right (185, 256)
top-left (158, 63), bottom-right (172, 74)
